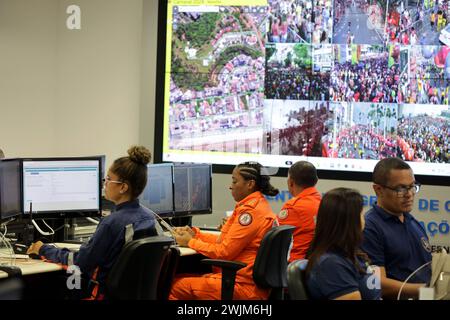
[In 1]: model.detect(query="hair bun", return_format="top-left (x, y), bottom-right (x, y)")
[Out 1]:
top-left (127, 145), bottom-right (151, 166)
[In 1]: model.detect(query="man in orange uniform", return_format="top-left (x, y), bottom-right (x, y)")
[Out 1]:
top-left (169, 162), bottom-right (278, 300)
top-left (278, 161), bottom-right (321, 262)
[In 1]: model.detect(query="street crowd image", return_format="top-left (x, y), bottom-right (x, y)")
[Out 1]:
top-left (166, 0), bottom-right (449, 166)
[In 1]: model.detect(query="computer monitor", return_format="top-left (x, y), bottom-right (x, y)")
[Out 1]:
top-left (0, 159), bottom-right (22, 221)
top-left (22, 157), bottom-right (102, 218)
top-left (173, 163), bottom-right (212, 217)
top-left (140, 163), bottom-right (174, 217)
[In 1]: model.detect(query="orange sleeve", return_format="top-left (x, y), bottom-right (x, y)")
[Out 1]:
top-left (194, 230), bottom-right (219, 243)
top-left (188, 211), bottom-right (259, 261)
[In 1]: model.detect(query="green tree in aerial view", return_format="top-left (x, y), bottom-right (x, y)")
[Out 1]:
top-left (265, 45), bottom-right (276, 63)
top-left (176, 13), bottom-right (221, 48)
top-left (214, 45), bottom-right (262, 74)
top-left (293, 44), bottom-right (312, 68)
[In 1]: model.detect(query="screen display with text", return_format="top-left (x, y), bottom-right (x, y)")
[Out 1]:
top-left (22, 160), bottom-right (100, 214)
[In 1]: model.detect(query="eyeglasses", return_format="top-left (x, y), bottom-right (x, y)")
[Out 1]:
top-left (102, 177), bottom-right (123, 185)
top-left (379, 182), bottom-right (421, 198)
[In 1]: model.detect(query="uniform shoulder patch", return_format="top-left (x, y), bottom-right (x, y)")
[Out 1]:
top-left (421, 237), bottom-right (431, 253)
top-left (238, 212), bottom-right (253, 226)
top-left (278, 209), bottom-right (288, 220)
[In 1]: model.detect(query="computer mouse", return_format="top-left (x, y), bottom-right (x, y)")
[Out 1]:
top-left (12, 243), bottom-right (28, 255)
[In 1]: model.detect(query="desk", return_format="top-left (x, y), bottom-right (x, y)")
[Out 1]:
top-left (0, 249), bottom-right (63, 279)
top-left (0, 258), bottom-right (63, 279)
top-left (56, 241), bottom-right (199, 257)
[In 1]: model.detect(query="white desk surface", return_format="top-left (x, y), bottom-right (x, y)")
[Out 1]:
top-left (0, 255), bottom-right (63, 279)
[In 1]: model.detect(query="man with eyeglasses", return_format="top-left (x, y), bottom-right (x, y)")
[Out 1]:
top-left (362, 157), bottom-right (432, 300)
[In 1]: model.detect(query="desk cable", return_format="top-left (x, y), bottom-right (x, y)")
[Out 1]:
top-left (0, 228), bottom-right (15, 265)
top-left (397, 261), bottom-right (432, 300)
top-left (31, 219), bottom-right (55, 236)
top-left (86, 217), bottom-right (99, 225)
top-left (1, 224), bottom-right (7, 238)
top-left (151, 211), bottom-right (176, 235)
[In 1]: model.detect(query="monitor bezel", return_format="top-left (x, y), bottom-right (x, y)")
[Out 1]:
top-left (153, 0), bottom-right (450, 187)
top-left (0, 158), bottom-right (23, 221)
top-left (142, 162), bottom-right (175, 218)
top-left (21, 156), bottom-right (103, 219)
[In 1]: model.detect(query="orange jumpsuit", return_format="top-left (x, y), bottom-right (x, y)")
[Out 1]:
top-left (277, 187), bottom-right (321, 262)
top-left (169, 191), bottom-right (276, 300)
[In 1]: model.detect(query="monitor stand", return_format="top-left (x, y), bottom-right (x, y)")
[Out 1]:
top-left (170, 216), bottom-right (192, 227)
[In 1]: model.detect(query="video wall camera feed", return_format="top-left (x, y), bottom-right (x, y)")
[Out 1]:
top-left (159, 0), bottom-right (450, 180)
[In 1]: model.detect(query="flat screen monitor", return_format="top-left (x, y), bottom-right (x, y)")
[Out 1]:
top-left (22, 158), bottom-right (102, 218)
top-left (140, 163), bottom-right (174, 217)
top-left (154, 0), bottom-right (450, 185)
top-left (0, 159), bottom-right (22, 221)
top-left (173, 163), bottom-right (212, 216)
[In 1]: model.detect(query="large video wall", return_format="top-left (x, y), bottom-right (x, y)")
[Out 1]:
top-left (161, 0), bottom-right (450, 177)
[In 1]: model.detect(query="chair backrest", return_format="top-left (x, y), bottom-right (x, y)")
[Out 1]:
top-left (253, 225), bottom-right (295, 296)
top-left (0, 278), bottom-right (23, 300)
top-left (287, 259), bottom-right (310, 300)
top-left (157, 246), bottom-right (181, 300)
top-left (106, 235), bottom-right (174, 300)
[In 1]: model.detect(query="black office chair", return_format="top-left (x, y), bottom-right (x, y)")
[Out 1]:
top-left (287, 259), bottom-right (310, 300)
top-left (157, 246), bottom-right (181, 300)
top-left (0, 278), bottom-right (23, 300)
top-left (0, 266), bottom-right (23, 300)
top-left (202, 225), bottom-right (295, 300)
top-left (105, 235), bottom-right (174, 300)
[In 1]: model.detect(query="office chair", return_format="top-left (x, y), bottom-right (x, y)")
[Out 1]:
top-left (0, 278), bottom-right (23, 300)
top-left (157, 246), bottom-right (181, 300)
top-left (105, 235), bottom-right (174, 300)
top-left (287, 259), bottom-right (310, 300)
top-left (202, 225), bottom-right (295, 300)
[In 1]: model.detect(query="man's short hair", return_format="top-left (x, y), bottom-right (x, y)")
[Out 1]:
top-left (288, 161), bottom-right (318, 188)
top-left (372, 158), bottom-right (411, 185)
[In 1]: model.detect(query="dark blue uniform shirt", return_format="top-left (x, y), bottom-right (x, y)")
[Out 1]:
top-left (39, 199), bottom-right (157, 286)
top-left (362, 204), bottom-right (432, 284)
top-left (307, 252), bottom-right (382, 300)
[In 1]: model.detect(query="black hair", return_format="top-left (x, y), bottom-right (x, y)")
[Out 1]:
top-left (288, 161), bottom-right (318, 188)
top-left (306, 188), bottom-right (369, 276)
top-left (236, 162), bottom-right (279, 197)
top-left (110, 145), bottom-right (151, 198)
top-left (372, 157), bottom-right (411, 185)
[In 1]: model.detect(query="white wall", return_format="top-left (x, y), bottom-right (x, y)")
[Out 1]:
top-left (0, 0), bottom-right (58, 157)
top-left (55, 0), bottom-right (145, 163)
top-left (0, 0), bottom-right (158, 168)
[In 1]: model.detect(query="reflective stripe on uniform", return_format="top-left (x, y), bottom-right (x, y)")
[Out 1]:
top-left (68, 252), bottom-right (74, 266)
top-left (125, 224), bottom-right (134, 243)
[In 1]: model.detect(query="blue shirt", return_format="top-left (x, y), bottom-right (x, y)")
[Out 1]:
top-left (40, 199), bottom-right (157, 286)
top-left (307, 252), bottom-right (382, 300)
top-left (362, 204), bottom-right (432, 284)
